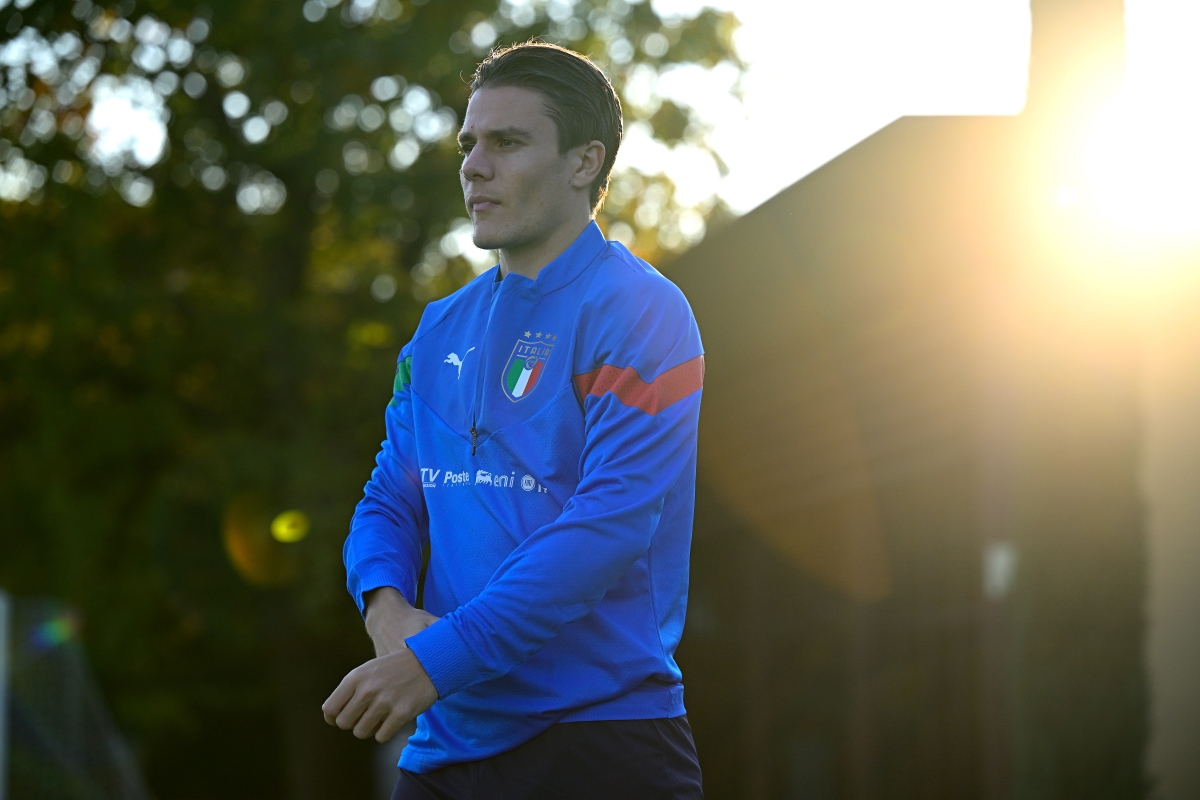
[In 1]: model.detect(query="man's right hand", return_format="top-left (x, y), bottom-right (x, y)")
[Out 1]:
top-left (363, 586), bottom-right (439, 657)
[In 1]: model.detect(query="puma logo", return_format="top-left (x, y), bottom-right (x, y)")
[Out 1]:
top-left (444, 347), bottom-right (476, 379)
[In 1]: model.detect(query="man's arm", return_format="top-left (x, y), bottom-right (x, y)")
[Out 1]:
top-left (342, 350), bottom-right (430, 616)
top-left (325, 348), bottom-right (438, 743)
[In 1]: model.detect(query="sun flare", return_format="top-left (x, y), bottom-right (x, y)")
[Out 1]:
top-left (1086, 93), bottom-right (1200, 236)
top-left (1085, 0), bottom-right (1200, 237)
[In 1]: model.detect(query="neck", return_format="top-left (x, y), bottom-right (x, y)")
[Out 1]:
top-left (499, 215), bottom-right (593, 281)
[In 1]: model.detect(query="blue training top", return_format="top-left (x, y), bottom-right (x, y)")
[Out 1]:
top-left (344, 222), bottom-right (705, 772)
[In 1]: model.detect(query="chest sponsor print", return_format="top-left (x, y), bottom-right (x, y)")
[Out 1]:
top-left (421, 466), bottom-right (549, 493)
top-left (501, 338), bottom-right (554, 401)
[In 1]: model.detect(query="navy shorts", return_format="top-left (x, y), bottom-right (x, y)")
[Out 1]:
top-left (390, 716), bottom-right (703, 800)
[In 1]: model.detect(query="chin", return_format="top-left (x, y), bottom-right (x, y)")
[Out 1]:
top-left (472, 220), bottom-right (523, 252)
top-left (472, 231), bottom-right (506, 251)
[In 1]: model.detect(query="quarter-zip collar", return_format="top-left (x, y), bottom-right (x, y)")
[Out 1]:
top-left (466, 222), bottom-right (607, 455)
top-left (498, 221), bottom-right (607, 296)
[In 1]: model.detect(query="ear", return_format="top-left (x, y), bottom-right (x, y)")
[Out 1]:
top-left (569, 140), bottom-right (606, 190)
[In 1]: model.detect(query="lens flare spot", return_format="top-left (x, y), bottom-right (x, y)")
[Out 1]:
top-left (222, 495), bottom-right (298, 586)
top-left (28, 612), bottom-right (81, 650)
top-left (271, 510), bottom-right (310, 543)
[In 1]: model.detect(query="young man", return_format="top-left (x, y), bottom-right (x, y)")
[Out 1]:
top-left (323, 42), bottom-right (705, 798)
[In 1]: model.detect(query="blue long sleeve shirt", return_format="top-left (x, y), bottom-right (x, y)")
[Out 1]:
top-left (344, 222), bottom-right (704, 772)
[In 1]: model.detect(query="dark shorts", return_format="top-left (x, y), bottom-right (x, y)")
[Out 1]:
top-left (391, 716), bottom-right (703, 800)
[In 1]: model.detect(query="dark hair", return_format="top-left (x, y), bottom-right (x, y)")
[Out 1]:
top-left (470, 42), bottom-right (623, 213)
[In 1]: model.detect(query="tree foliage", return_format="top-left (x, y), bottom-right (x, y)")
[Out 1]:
top-left (0, 0), bottom-right (740, 796)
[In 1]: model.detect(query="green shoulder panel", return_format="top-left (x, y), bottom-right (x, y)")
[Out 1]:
top-left (393, 355), bottom-right (413, 393)
top-left (388, 356), bottom-right (412, 408)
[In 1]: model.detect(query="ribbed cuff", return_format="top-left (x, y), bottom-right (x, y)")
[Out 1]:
top-left (405, 617), bottom-right (483, 699)
top-left (347, 558), bottom-right (416, 616)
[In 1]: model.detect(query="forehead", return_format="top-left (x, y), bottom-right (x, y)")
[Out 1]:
top-left (460, 85), bottom-right (556, 137)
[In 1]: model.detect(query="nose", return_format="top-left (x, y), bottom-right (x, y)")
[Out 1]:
top-left (460, 143), bottom-right (491, 184)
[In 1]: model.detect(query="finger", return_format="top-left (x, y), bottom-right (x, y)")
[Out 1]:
top-left (375, 709), bottom-right (415, 744)
top-left (335, 683), bottom-right (376, 731)
top-left (321, 671), bottom-right (360, 725)
top-left (352, 697), bottom-right (391, 740)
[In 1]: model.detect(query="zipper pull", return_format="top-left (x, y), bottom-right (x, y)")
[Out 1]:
top-left (470, 423), bottom-right (478, 456)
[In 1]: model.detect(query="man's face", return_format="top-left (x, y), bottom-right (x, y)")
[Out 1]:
top-left (458, 85), bottom-right (582, 252)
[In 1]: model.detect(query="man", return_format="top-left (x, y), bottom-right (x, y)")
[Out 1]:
top-left (322, 42), bottom-right (705, 799)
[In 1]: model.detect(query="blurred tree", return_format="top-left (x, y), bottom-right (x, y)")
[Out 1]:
top-left (0, 0), bottom-right (740, 797)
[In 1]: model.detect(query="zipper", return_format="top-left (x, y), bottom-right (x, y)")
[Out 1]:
top-left (469, 274), bottom-right (505, 457)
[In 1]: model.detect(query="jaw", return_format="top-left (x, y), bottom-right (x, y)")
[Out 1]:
top-left (471, 200), bottom-right (556, 253)
top-left (471, 209), bottom-right (522, 251)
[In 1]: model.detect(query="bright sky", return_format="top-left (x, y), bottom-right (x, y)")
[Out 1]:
top-left (618, 0), bottom-right (1200, 224)
top-left (618, 0), bottom-right (1030, 212)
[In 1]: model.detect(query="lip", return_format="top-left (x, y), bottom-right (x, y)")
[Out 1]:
top-left (467, 195), bottom-right (499, 212)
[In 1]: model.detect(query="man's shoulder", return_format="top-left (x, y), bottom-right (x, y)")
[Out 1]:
top-left (572, 240), bottom-right (702, 374)
top-left (407, 267), bottom-right (497, 348)
top-left (585, 241), bottom-right (689, 311)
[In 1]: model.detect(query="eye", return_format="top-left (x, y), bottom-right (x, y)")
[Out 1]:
top-left (499, 138), bottom-right (516, 148)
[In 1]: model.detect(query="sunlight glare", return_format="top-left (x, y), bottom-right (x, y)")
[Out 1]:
top-left (86, 74), bottom-right (168, 172)
top-left (1086, 95), bottom-right (1200, 235)
top-left (1085, 0), bottom-right (1200, 235)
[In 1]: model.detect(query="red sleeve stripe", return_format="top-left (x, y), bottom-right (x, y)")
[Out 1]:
top-left (574, 355), bottom-right (705, 415)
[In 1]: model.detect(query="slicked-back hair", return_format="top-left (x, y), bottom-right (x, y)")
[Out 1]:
top-left (469, 42), bottom-right (623, 214)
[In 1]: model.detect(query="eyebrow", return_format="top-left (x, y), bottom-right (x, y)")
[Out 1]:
top-left (457, 125), bottom-right (534, 147)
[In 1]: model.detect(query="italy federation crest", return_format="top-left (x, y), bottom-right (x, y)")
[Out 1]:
top-left (502, 338), bottom-right (554, 401)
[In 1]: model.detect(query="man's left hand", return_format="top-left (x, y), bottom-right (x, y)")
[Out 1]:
top-left (322, 648), bottom-right (438, 743)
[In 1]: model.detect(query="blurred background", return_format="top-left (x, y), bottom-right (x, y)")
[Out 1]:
top-left (1, 0), bottom-right (1198, 797)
